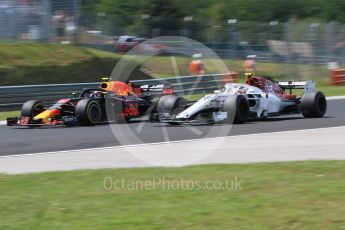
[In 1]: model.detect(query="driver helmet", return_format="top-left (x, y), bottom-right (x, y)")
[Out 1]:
top-left (247, 55), bottom-right (256, 60)
top-left (245, 72), bottom-right (255, 79)
top-left (90, 91), bottom-right (101, 98)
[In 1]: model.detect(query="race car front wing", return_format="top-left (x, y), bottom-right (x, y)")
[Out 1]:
top-left (6, 116), bottom-right (79, 127)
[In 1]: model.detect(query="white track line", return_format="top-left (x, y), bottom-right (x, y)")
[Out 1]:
top-left (1, 125), bottom-right (345, 159)
top-left (1, 126), bottom-right (345, 174)
top-left (327, 95), bottom-right (345, 100)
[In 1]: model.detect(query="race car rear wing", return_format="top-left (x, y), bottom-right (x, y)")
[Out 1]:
top-left (138, 84), bottom-right (174, 95)
top-left (278, 80), bottom-right (315, 92)
top-left (140, 84), bottom-right (164, 92)
top-left (99, 79), bottom-right (174, 96)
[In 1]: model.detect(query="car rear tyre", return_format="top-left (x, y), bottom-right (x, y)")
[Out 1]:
top-left (222, 95), bottom-right (249, 124)
top-left (157, 95), bottom-right (186, 125)
top-left (300, 91), bottom-right (327, 118)
top-left (21, 100), bottom-right (45, 118)
top-left (76, 99), bottom-right (102, 126)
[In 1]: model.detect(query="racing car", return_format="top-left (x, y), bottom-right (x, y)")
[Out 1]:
top-left (156, 76), bottom-right (327, 124)
top-left (7, 80), bottom-right (173, 127)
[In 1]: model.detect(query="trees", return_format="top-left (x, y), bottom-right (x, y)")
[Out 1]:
top-left (143, 0), bottom-right (184, 36)
top-left (81, 0), bottom-right (345, 36)
top-left (83, 0), bottom-right (345, 22)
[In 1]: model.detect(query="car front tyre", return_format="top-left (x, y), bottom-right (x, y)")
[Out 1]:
top-left (21, 100), bottom-right (45, 118)
top-left (157, 95), bottom-right (186, 125)
top-left (76, 99), bottom-right (102, 126)
top-left (222, 95), bottom-right (249, 124)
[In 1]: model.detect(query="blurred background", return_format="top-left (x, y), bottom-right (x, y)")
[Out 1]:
top-left (0, 0), bottom-right (345, 85)
top-left (1, 3), bottom-right (345, 227)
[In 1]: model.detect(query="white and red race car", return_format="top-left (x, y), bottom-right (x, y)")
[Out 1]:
top-left (156, 76), bottom-right (327, 124)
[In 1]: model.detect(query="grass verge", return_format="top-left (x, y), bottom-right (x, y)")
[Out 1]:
top-left (0, 111), bottom-right (20, 121)
top-left (0, 43), bottom-right (122, 85)
top-left (0, 161), bottom-right (344, 229)
top-left (0, 43), bottom-right (118, 67)
top-left (318, 85), bottom-right (345, 97)
top-left (0, 43), bottom-right (338, 86)
top-left (141, 55), bottom-right (336, 86)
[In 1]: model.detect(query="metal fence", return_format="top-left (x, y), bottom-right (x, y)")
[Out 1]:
top-left (0, 0), bottom-right (79, 42)
top-left (78, 15), bottom-right (345, 63)
top-left (1, 1), bottom-right (344, 64)
top-left (0, 82), bottom-right (97, 109)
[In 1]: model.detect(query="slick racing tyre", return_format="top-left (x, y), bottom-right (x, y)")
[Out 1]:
top-left (157, 95), bottom-right (186, 125)
top-left (300, 91), bottom-right (327, 118)
top-left (158, 95), bottom-right (186, 115)
top-left (76, 99), bottom-right (102, 126)
top-left (21, 100), bottom-right (45, 118)
top-left (222, 95), bottom-right (249, 124)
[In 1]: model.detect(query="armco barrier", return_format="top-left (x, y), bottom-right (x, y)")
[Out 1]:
top-left (0, 73), bottom-right (237, 110)
top-left (0, 83), bottom-right (99, 110)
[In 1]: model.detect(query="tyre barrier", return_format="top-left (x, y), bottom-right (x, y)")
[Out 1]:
top-left (330, 69), bottom-right (345, 86)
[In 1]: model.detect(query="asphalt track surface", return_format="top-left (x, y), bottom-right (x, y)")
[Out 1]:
top-left (1, 99), bottom-right (345, 156)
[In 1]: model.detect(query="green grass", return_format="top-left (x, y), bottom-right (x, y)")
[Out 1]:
top-left (139, 55), bottom-right (336, 86)
top-left (0, 43), bottom-right (123, 85)
top-left (318, 85), bottom-right (345, 96)
top-left (0, 110), bottom-right (20, 120)
top-left (0, 43), bottom-right (118, 67)
top-left (131, 55), bottom-right (344, 99)
top-left (0, 43), bottom-right (340, 86)
top-left (0, 161), bottom-right (344, 229)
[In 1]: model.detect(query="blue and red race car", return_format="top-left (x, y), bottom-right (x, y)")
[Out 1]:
top-left (7, 80), bottom-right (173, 127)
